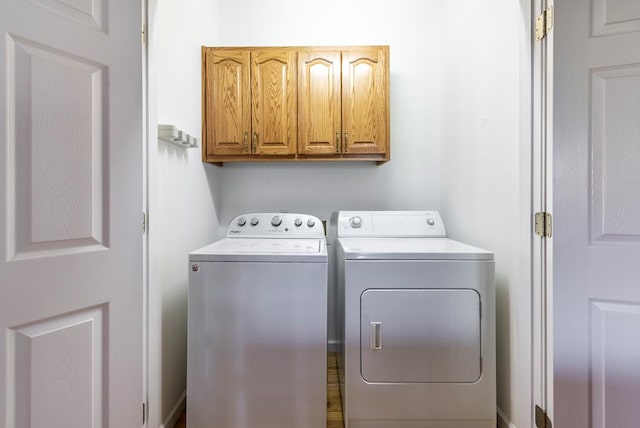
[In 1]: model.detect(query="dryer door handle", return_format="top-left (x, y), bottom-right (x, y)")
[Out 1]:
top-left (370, 322), bottom-right (383, 350)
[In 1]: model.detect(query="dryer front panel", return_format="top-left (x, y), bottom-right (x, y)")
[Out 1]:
top-left (360, 288), bottom-right (481, 383)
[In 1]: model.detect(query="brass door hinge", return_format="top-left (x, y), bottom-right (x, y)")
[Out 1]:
top-left (535, 212), bottom-right (552, 238)
top-left (535, 6), bottom-right (554, 41)
top-left (535, 405), bottom-right (552, 428)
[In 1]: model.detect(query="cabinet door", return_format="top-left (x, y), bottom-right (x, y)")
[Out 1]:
top-left (297, 50), bottom-right (341, 155)
top-left (251, 49), bottom-right (297, 155)
top-left (203, 49), bottom-right (251, 157)
top-left (342, 47), bottom-right (389, 155)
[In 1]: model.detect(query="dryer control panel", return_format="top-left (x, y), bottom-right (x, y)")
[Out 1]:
top-left (228, 213), bottom-right (325, 238)
top-left (337, 211), bottom-right (446, 238)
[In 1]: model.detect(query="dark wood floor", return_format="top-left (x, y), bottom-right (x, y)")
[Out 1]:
top-left (174, 411), bottom-right (186, 428)
top-left (174, 352), bottom-right (343, 428)
top-left (327, 352), bottom-right (344, 428)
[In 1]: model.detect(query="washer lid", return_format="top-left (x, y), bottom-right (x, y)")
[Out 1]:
top-left (190, 238), bottom-right (328, 262)
top-left (339, 237), bottom-right (493, 260)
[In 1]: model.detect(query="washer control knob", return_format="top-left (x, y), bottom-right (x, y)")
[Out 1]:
top-left (350, 216), bottom-right (362, 228)
top-left (307, 218), bottom-right (316, 227)
top-left (427, 218), bottom-right (435, 226)
top-left (294, 218), bottom-right (303, 227)
top-left (250, 217), bottom-right (259, 226)
top-left (237, 217), bottom-right (246, 226)
top-left (271, 215), bottom-right (282, 227)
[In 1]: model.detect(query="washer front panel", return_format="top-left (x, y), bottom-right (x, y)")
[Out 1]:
top-left (188, 260), bottom-right (328, 428)
top-left (338, 253), bottom-right (496, 426)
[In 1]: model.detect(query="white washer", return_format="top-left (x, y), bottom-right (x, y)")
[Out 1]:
top-left (188, 213), bottom-right (327, 428)
top-left (336, 211), bottom-right (496, 428)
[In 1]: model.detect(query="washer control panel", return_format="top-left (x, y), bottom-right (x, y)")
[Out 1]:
top-left (337, 211), bottom-right (446, 238)
top-left (228, 213), bottom-right (325, 238)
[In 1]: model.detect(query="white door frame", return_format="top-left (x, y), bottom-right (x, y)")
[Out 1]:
top-left (138, 2), bottom-right (553, 427)
top-left (144, 0), bottom-right (162, 426)
top-left (509, 1), bottom-right (546, 427)
top-left (142, 0), bottom-right (151, 425)
top-left (531, 0), bottom-right (554, 426)
top-left (512, 1), bottom-right (536, 427)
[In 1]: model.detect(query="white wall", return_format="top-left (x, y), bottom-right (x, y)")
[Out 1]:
top-left (212, 0), bottom-right (446, 225)
top-left (211, 0), bottom-right (446, 347)
top-left (149, 0), bottom-right (220, 426)
top-left (439, 1), bottom-right (530, 427)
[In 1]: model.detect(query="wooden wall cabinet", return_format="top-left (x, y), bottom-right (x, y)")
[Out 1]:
top-left (202, 46), bottom-right (389, 165)
top-left (298, 47), bottom-right (389, 159)
top-left (202, 47), bottom-right (297, 160)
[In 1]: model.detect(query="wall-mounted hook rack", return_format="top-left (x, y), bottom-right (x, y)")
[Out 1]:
top-left (158, 124), bottom-right (199, 148)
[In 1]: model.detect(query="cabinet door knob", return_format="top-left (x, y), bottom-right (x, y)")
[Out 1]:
top-left (243, 131), bottom-right (249, 153)
top-left (335, 131), bottom-right (340, 152)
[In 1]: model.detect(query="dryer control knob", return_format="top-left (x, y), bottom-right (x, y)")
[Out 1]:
top-left (250, 217), bottom-right (259, 226)
top-left (350, 216), bottom-right (362, 228)
top-left (427, 218), bottom-right (435, 226)
top-left (294, 218), bottom-right (303, 227)
top-left (271, 215), bottom-right (282, 227)
top-left (307, 218), bottom-right (316, 227)
top-left (237, 217), bottom-right (246, 226)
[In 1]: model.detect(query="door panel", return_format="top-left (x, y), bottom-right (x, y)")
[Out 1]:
top-left (592, 0), bottom-right (640, 36)
top-left (28, 0), bottom-right (106, 30)
top-left (9, 306), bottom-right (106, 427)
top-left (9, 37), bottom-right (107, 259)
top-left (0, 0), bottom-right (143, 426)
top-left (554, 0), bottom-right (640, 426)
top-left (360, 289), bottom-right (481, 383)
top-left (251, 49), bottom-right (297, 155)
top-left (342, 47), bottom-right (388, 155)
top-left (590, 65), bottom-right (640, 245)
top-left (590, 301), bottom-right (640, 428)
top-left (297, 49), bottom-right (341, 155)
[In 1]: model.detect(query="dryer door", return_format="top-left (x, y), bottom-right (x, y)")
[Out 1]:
top-left (360, 288), bottom-right (481, 383)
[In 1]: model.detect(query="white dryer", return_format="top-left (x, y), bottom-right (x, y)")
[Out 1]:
top-left (336, 211), bottom-right (495, 428)
top-left (188, 213), bottom-right (327, 428)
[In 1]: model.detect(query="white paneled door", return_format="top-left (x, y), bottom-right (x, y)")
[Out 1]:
top-left (554, 0), bottom-right (640, 426)
top-left (0, 0), bottom-right (143, 427)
